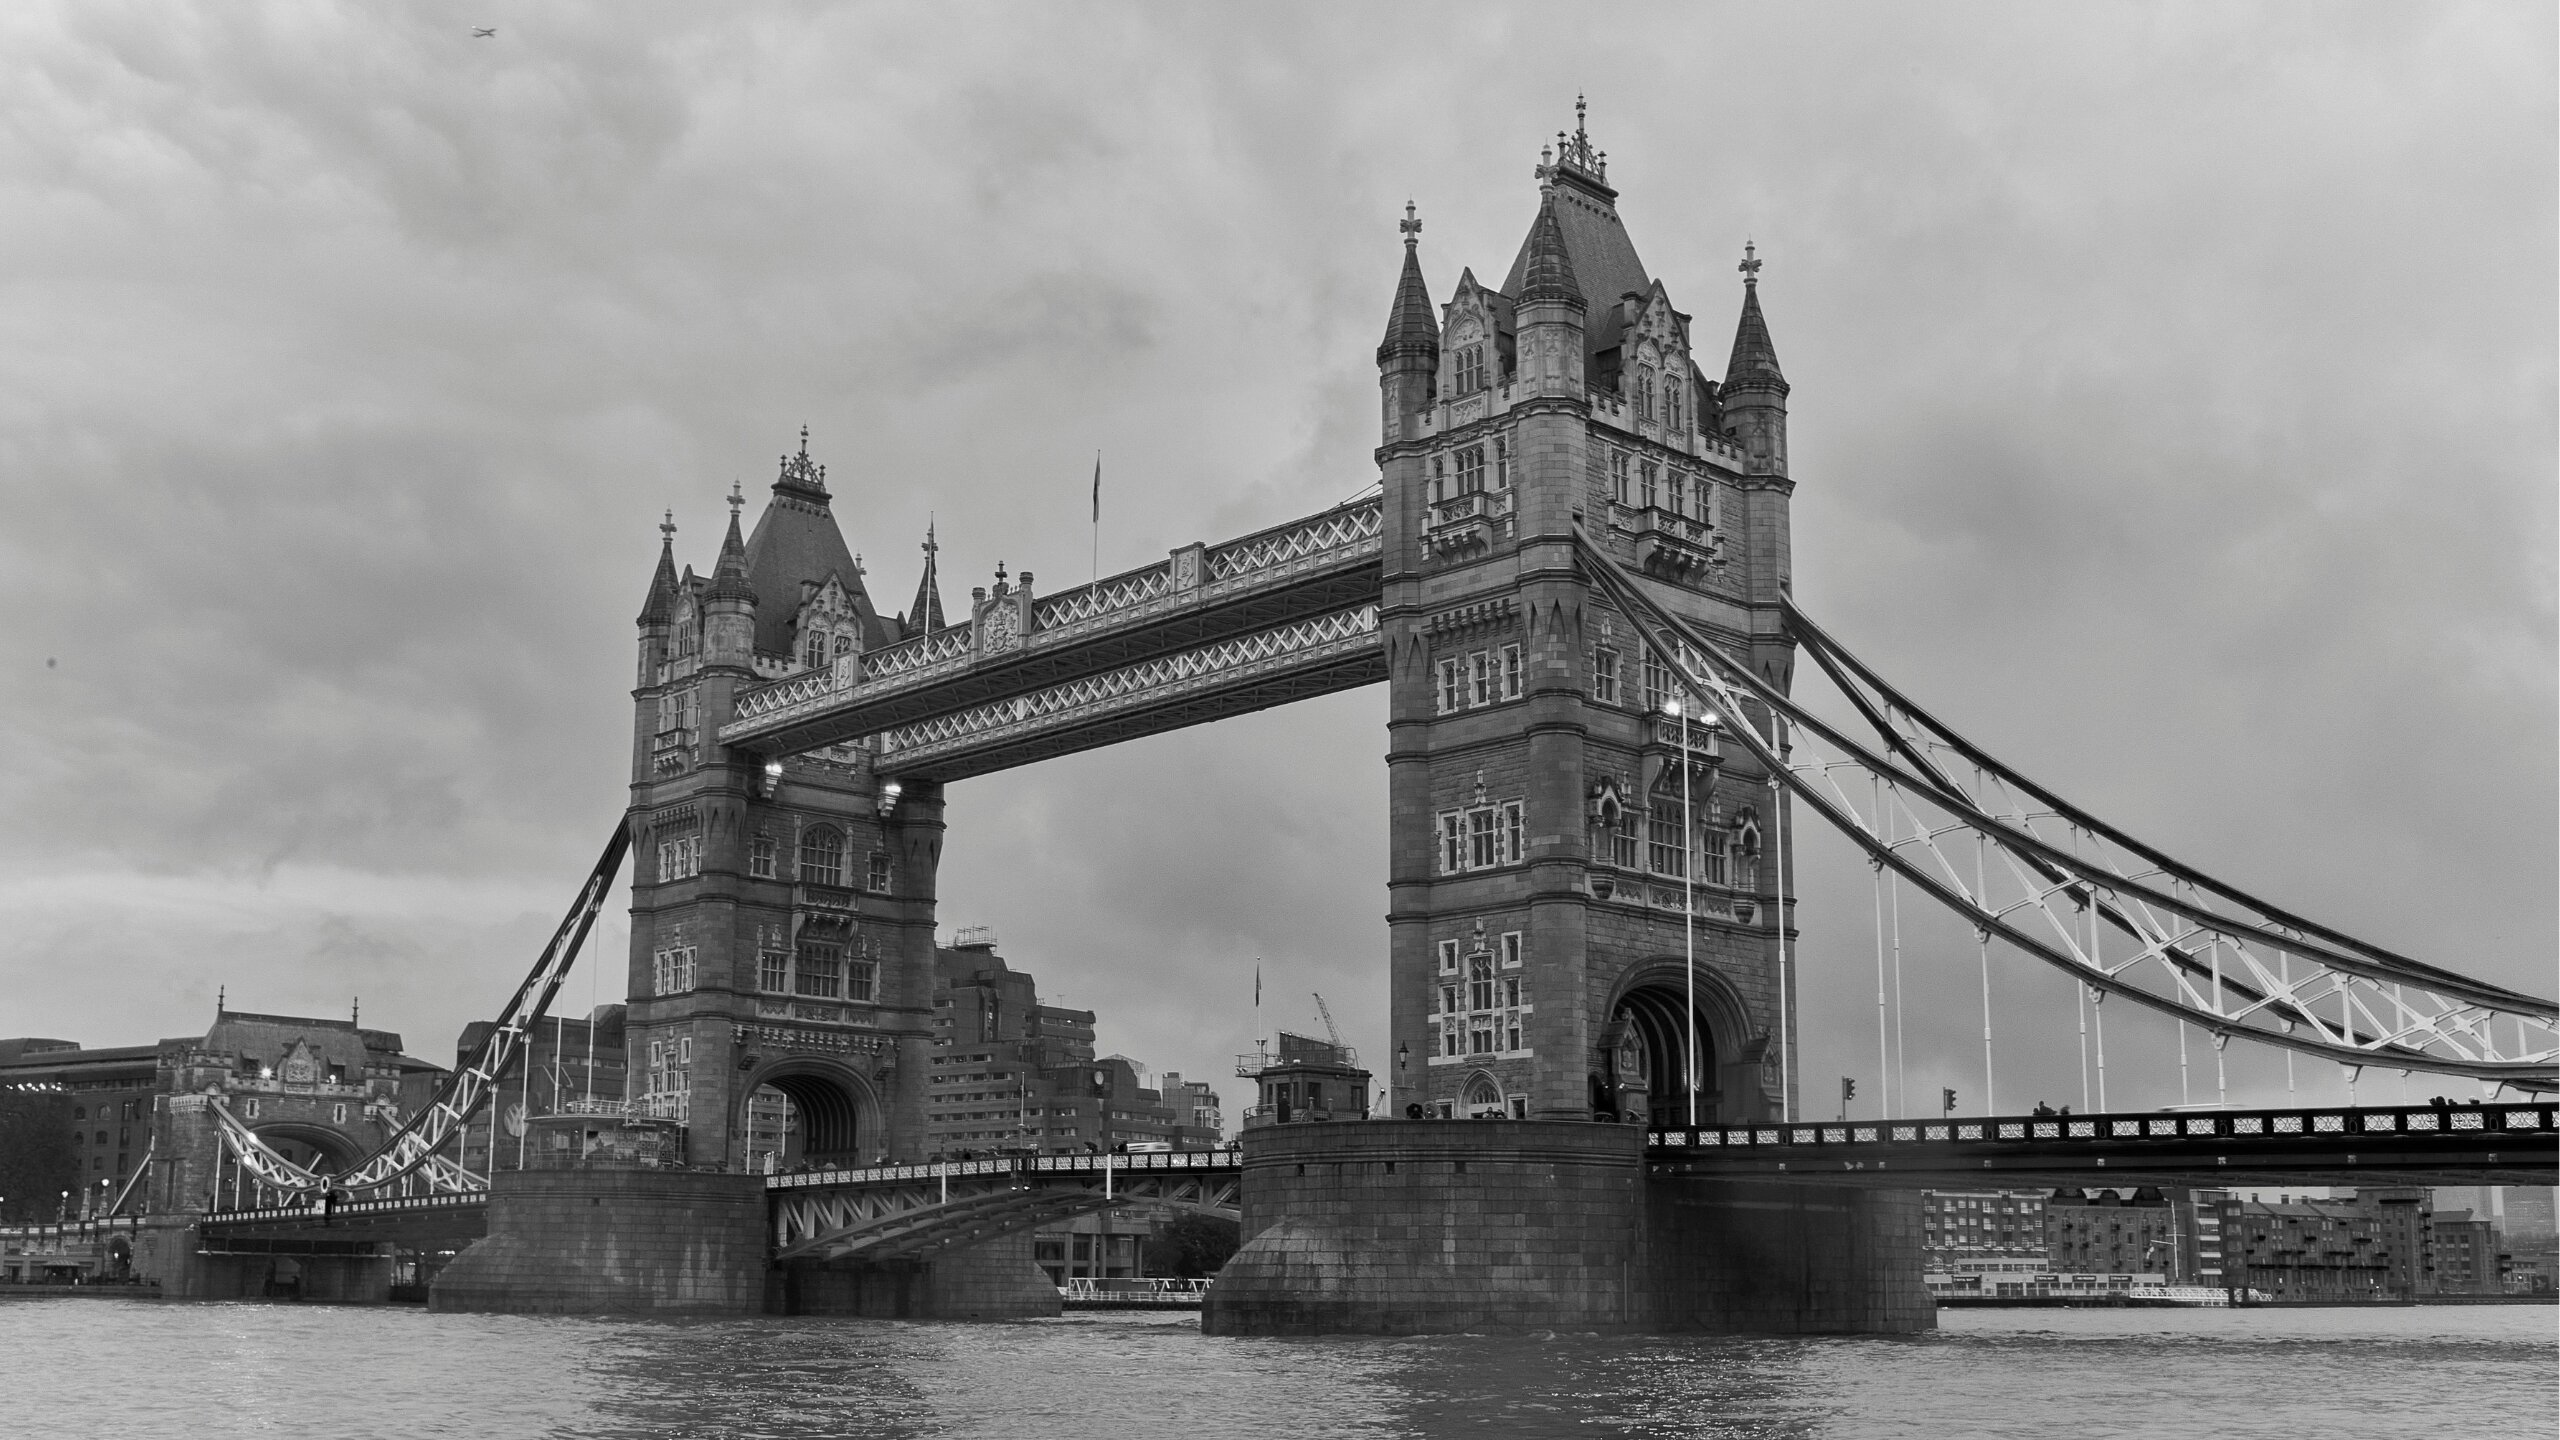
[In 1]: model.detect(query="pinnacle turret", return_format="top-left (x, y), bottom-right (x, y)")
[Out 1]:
top-left (1515, 193), bottom-right (1585, 309)
top-left (705, 484), bottom-right (758, 607)
top-left (637, 511), bottom-right (680, 626)
top-left (1377, 201), bottom-right (1439, 364)
top-left (1723, 242), bottom-right (1786, 394)
top-left (908, 520), bottom-right (948, 633)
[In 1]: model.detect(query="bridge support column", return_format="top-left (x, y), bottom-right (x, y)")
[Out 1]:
top-left (430, 1169), bottom-right (766, 1315)
top-left (1202, 1120), bottom-right (1931, 1335)
top-left (778, 1230), bottom-right (1060, 1320)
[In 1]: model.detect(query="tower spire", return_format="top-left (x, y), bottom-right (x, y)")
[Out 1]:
top-left (908, 518), bottom-right (948, 632)
top-left (705, 481), bottom-right (757, 606)
top-left (1378, 201), bottom-right (1438, 364)
top-left (637, 511), bottom-right (680, 626)
top-left (1724, 242), bottom-right (1784, 390)
top-left (1516, 192), bottom-right (1584, 309)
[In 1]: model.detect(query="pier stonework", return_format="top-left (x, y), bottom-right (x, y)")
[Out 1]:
top-left (1202, 1121), bottom-right (1931, 1335)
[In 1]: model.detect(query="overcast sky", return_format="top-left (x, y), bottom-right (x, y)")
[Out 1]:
top-left (1, 3), bottom-right (2549, 1122)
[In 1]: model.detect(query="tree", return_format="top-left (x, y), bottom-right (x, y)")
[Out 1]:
top-left (0, 1090), bottom-right (77, 1221)
top-left (1143, 1212), bottom-right (1241, 1278)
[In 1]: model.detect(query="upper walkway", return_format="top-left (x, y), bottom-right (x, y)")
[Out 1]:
top-left (720, 500), bottom-right (1384, 776)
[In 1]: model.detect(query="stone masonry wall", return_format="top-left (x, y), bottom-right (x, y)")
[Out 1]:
top-left (1205, 1120), bottom-right (1648, 1334)
top-left (431, 1168), bottom-right (766, 1315)
top-left (1642, 1180), bottom-right (1933, 1333)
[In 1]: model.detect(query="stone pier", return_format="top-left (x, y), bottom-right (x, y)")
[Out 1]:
top-left (1201, 1119), bottom-right (1931, 1335)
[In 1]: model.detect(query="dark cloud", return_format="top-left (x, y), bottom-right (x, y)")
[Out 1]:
top-left (0, 4), bottom-right (2546, 1119)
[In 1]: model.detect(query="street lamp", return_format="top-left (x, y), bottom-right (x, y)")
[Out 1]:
top-left (1395, 1041), bottom-right (1409, 1118)
top-left (1663, 694), bottom-right (1701, 1129)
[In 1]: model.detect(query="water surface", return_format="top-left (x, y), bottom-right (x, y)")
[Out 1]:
top-left (3, 1300), bottom-right (2549, 1438)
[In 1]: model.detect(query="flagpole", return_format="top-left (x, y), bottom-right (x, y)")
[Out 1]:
top-left (1090, 451), bottom-right (1101, 584)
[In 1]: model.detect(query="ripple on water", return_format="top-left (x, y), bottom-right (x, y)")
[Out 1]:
top-left (0, 1301), bottom-right (2548, 1440)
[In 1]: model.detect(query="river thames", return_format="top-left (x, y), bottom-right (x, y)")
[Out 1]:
top-left (2, 1301), bottom-right (2549, 1438)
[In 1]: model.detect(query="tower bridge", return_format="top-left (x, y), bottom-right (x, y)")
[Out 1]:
top-left (79, 106), bottom-right (2555, 1330)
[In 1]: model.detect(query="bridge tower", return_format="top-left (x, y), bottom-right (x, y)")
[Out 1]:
top-left (625, 437), bottom-right (946, 1170)
top-left (1379, 107), bottom-right (1798, 1129)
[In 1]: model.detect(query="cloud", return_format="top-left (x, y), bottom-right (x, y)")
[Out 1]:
top-left (0, 2), bottom-right (2546, 1124)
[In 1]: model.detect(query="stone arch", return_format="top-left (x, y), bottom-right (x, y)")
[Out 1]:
top-left (734, 1055), bottom-right (885, 1168)
top-left (1602, 958), bottom-right (1764, 1128)
top-left (1459, 1069), bottom-right (1506, 1118)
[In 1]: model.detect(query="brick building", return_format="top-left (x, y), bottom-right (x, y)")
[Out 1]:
top-left (0, 1008), bottom-right (446, 1219)
top-left (451, 1005), bottom-right (627, 1175)
top-left (2428, 1209), bottom-right (2505, 1295)
top-left (2218, 1190), bottom-right (2433, 1302)
top-left (1919, 1189), bottom-right (2048, 1271)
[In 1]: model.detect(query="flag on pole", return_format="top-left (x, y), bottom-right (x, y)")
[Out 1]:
top-left (1091, 453), bottom-right (1101, 522)
top-left (1254, 962), bottom-right (1261, 1007)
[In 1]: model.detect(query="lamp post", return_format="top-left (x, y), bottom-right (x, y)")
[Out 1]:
top-left (1395, 1041), bottom-right (1409, 1119)
top-left (1664, 695), bottom-right (1699, 1129)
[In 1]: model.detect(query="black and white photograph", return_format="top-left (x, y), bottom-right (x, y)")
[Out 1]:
top-left (0, 4), bottom-right (2551, 1436)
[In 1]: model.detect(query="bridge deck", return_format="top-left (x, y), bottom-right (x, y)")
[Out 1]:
top-left (1645, 1101), bottom-right (2557, 1189)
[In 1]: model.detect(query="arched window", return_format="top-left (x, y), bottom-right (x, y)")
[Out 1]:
top-left (1734, 818), bottom-right (1762, 892)
top-left (799, 826), bottom-right (845, 886)
top-left (73, 1106), bottom-right (86, 1121)
top-left (1636, 364), bottom-right (1656, 420)
top-left (801, 632), bottom-right (829, 671)
top-left (1463, 1073), bottom-right (1505, 1118)
top-left (673, 610), bottom-right (698, 658)
top-left (1666, 381), bottom-right (1684, 433)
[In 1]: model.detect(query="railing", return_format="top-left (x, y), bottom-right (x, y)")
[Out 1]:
top-left (1204, 498), bottom-right (1382, 583)
top-left (1647, 1101), bottom-right (2556, 1152)
top-left (1032, 562), bottom-right (1174, 633)
top-left (1060, 1276), bottom-right (1210, 1302)
top-left (767, 1147), bottom-right (1240, 1191)
top-left (1239, 1104), bottom-right (1365, 1128)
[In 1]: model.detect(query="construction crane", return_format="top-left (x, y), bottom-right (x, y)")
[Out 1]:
top-left (1313, 992), bottom-right (1344, 1052)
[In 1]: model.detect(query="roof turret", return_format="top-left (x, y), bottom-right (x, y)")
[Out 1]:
top-left (637, 511), bottom-right (680, 626)
top-left (1723, 242), bottom-right (1787, 393)
top-left (1515, 192), bottom-right (1584, 309)
top-left (1377, 201), bottom-right (1439, 364)
top-left (908, 520), bottom-right (948, 633)
top-left (704, 483), bottom-right (758, 607)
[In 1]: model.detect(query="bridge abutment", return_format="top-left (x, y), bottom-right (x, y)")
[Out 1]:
top-left (1201, 1120), bottom-right (1930, 1336)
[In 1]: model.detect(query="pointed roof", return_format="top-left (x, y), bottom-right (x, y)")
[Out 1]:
top-left (704, 487), bottom-right (758, 607)
top-left (1514, 192), bottom-right (1587, 309)
top-left (1503, 103), bottom-right (1649, 311)
top-left (636, 512), bottom-right (680, 626)
top-left (743, 429), bottom-right (887, 654)
top-left (1724, 249), bottom-right (1787, 393)
top-left (1378, 201), bottom-right (1439, 363)
top-left (908, 521), bottom-right (948, 633)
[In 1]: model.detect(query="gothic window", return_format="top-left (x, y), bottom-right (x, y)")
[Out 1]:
top-left (1637, 364), bottom-right (1656, 420)
top-left (795, 943), bottom-right (843, 998)
top-left (1735, 817), bottom-right (1763, 892)
top-left (1502, 800), bottom-right (1524, 864)
top-left (1592, 646), bottom-right (1621, 704)
top-left (1457, 446), bottom-right (1485, 493)
top-left (866, 850), bottom-right (892, 893)
top-left (656, 689), bottom-right (696, 735)
top-left (749, 833), bottom-right (777, 879)
top-left (1468, 808), bottom-right (1498, 869)
top-left (835, 633), bottom-right (854, 659)
top-left (1663, 470), bottom-right (1685, 516)
top-left (1455, 343), bottom-right (1487, 393)
top-left (799, 826), bottom-right (845, 886)
top-left (1666, 380), bottom-right (1684, 433)
top-left (1439, 812), bottom-right (1464, 874)
top-left (1437, 939), bottom-right (1460, 975)
top-left (1699, 823), bottom-right (1731, 887)
top-left (1499, 931), bottom-right (1523, 969)
top-left (674, 608), bottom-right (698, 658)
top-left (757, 928), bottom-right (789, 993)
top-left (656, 832), bottom-right (702, 883)
top-left (1639, 461), bottom-right (1660, 510)
top-left (1430, 455), bottom-right (1447, 504)
top-left (1642, 649), bottom-right (1673, 712)
top-left (1648, 814), bottom-right (1687, 878)
top-left (1469, 651), bottom-right (1492, 706)
top-left (1501, 644), bottom-right (1523, 700)
top-left (847, 938), bottom-right (878, 1003)
top-left (1610, 451), bottom-right (1631, 505)
top-left (1439, 800), bottom-right (1524, 872)
top-left (1492, 438), bottom-right (1510, 491)
top-left (1438, 658), bottom-right (1465, 714)
top-left (651, 938), bottom-right (697, 996)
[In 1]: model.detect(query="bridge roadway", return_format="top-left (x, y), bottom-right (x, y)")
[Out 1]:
top-left (148, 1102), bottom-right (2554, 1265)
top-left (1644, 1100), bottom-right (2558, 1189)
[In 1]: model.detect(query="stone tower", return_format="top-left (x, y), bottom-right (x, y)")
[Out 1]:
top-left (1379, 108), bottom-right (1798, 1129)
top-left (625, 434), bottom-right (948, 1170)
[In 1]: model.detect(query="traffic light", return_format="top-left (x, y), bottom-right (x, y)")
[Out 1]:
top-left (1941, 1087), bottom-right (1958, 1115)
top-left (1839, 1076), bottom-right (1856, 1120)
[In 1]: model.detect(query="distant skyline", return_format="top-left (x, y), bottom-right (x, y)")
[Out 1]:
top-left (0, 4), bottom-right (2549, 1119)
